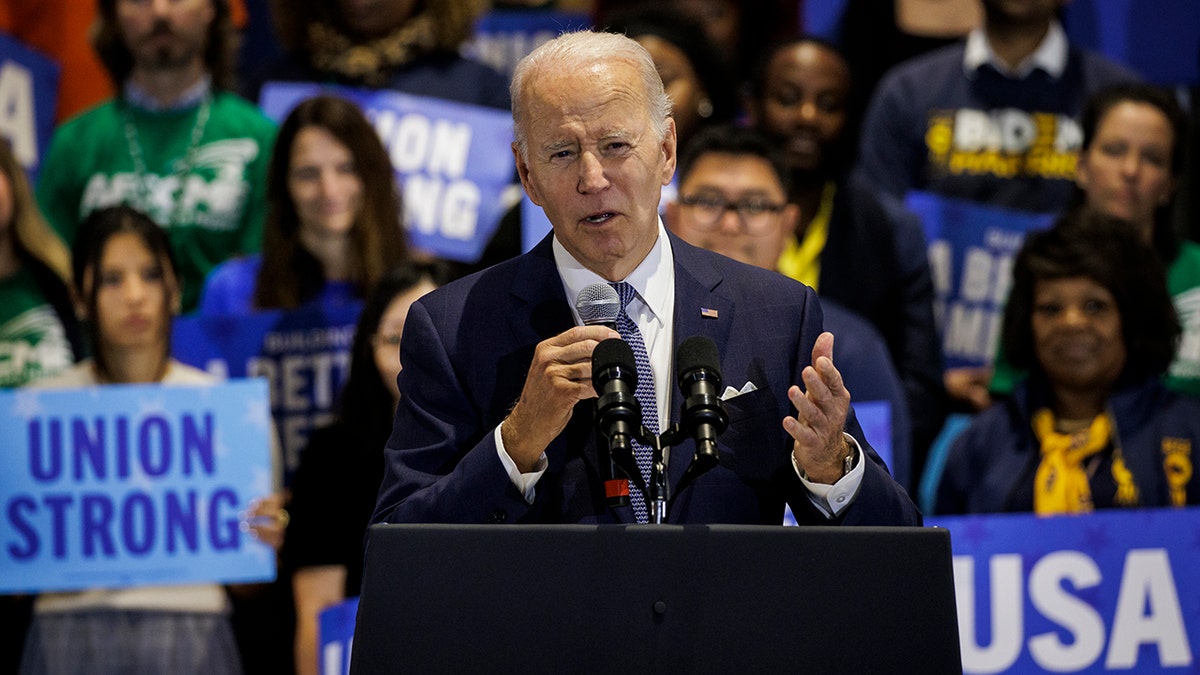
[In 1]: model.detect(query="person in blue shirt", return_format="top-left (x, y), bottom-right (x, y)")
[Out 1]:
top-left (199, 94), bottom-right (408, 315)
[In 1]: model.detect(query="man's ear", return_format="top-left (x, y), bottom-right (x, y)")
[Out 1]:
top-left (512, 142), bottom-right (542, 206)
top-left (660, 117), bottom-right (678, 186)
top-left (781, 203), bottom-right (801, 240)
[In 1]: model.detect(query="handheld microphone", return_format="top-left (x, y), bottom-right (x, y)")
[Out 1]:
top-left (575, 282), bottom-right (620, 329)
top-left (676, 336), bottom-right (728, 476)
top-left (578, 284), bottom-right (634, 506)
top-left (592, 338), bottom-right (645, 501)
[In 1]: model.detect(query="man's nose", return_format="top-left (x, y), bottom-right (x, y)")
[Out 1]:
top-left (577, 151), bottom-right (609, 193)
top-left (717, 206), bottom-right (742, 234)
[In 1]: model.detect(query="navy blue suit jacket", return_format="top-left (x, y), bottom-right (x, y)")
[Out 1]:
top-left (371, 232), bottom-right (920, 526)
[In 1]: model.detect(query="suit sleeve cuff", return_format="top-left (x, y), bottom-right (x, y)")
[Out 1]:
top-left (793, 433), bottom-right (865, 518)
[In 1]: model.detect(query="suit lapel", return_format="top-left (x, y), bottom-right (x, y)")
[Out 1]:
top-left (666, 235), bottom-right (735, 495)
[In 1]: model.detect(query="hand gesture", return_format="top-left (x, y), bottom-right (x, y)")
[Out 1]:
top-left (783, 332), bottom-right (853, 484)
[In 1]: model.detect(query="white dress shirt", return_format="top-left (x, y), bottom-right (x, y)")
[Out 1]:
top-left (495, 221), bottom-right (864, 518)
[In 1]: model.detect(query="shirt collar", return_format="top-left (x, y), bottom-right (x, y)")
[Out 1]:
top-left (123, 75), bottom-right (212, 112)
top-left (554, 219), bottom-right (674, 327)
top-left (963, 20), bottom-right (1067, 79)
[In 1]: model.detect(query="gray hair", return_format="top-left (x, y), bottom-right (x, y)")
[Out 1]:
top-left (510, 30), bottom-right (673, 160)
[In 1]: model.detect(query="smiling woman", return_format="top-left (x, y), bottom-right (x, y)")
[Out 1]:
top-left (198, 95), bottom-right (408, 316)
top-left (936, 210), bottom-right (1200, 516)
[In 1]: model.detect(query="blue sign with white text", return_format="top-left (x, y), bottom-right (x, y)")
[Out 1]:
top-left (0, 380), bottom-right (275, 594)
top-left (905, 191), bottom-right (1055, 369)
top-left (466, 10), bottom-right (591, 82)
top-left (0, 32), bottom-right (60, 179)
top-left (259, 83), bottom-right (516, 264)
top-left (319, 596), bottom-right (360, 675)
top-left (930, 508), bottom-right (1200, 674)
top-left (172, 304), bottom-right (361, 482)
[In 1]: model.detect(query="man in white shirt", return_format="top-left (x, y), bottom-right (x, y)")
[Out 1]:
top-left (372, 30), bottom-right (919, 526)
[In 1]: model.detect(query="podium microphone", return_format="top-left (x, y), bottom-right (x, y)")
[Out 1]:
top-left (578, 284), bottom-right (635, 506)
top-left (591, 338), bottom-right (644, 504)
top-left (676, 336), bottom-right (728, 485)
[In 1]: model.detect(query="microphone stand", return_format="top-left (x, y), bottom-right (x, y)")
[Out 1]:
top-left (633, 424), bottom-right (688, 525)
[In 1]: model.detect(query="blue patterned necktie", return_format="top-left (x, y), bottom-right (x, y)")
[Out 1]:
top-left (610, 281), bottom-right (658, 523)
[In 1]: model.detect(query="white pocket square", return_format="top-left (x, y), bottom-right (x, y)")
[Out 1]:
top-left (720, 381), bottom-right (758, 400)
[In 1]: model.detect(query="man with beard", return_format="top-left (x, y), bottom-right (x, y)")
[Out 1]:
top-left (36, 0), bottom-right (275, 314)
top-left (745, 37), bottom-right (944, 488)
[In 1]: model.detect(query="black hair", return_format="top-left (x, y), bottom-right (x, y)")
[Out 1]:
top-left (1003, 208), bottom-right (1180, 385)
top-left (71, 206), bottom-right (181, 382)
top-left (677, 124), bottom-right (792, 197)
top-left (337, 260), bottom-right (451, 444)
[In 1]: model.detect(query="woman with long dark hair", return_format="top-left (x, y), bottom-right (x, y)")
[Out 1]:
top-left (200, 95), bottom-right (407, 314)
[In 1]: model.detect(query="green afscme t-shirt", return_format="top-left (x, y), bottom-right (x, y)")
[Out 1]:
top-left (0, 267), bottom-right (74, 388)
top-left (36, 92), bottom-right (277, 313)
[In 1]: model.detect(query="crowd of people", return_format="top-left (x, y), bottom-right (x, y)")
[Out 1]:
top-left (2, 0), bottom-right (1198, 673)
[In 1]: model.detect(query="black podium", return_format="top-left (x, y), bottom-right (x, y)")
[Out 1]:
top-left (351, 524), bottom-right (961, 674)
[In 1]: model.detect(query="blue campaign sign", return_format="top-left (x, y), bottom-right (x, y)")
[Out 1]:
top-left (929, 508), bottom-right (1200, 674)
top-left (0, 380), bottom-right (275, 594)
top-left (905, 191), bottom-right (1055, 369)
top-left (319, 596), bottom-right (360, 675)
top-left (0, 32), bottom-right (60, 179)
top-left (172, 304), bottom-right (362, 482)
top-left (466, 9), bottom-right (592, 82)
top-left (260, 83), bottom-right (516, 264)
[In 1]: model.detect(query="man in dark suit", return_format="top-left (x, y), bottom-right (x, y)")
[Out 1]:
top-left (371, 30), bottom-right (919, 526)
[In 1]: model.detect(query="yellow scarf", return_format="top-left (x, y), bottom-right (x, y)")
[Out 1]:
top-left (1032, 409), bottom-right (1139, 514)
top-left (777, 182), bottom-right (836, 290)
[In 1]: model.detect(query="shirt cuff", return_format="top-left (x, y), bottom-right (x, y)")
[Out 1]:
top-left (793, 433), bottom-right (865, 518)
top-left (494, 423), bottom-right (548, 504)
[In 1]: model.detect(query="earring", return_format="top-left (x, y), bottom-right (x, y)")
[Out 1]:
top-left (697, 98), bottom-right (713, 119)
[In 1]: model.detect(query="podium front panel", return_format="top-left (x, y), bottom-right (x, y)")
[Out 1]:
top-left (352, 524), bottom-right (961, 673)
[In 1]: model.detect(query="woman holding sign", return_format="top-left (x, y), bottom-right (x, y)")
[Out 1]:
top-left (936, 212), bottom-right (1200, 515)
top-left (19, 206), bottom-right (285, 674)
top-left (199, 95), bottom-right (408, 315)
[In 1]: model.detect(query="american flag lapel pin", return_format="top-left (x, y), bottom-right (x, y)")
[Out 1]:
top-left (700, 307), bottom-right (719, 319)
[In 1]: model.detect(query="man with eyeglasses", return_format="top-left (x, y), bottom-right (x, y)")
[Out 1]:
top-left (667, 124), bottom-right (915, 488)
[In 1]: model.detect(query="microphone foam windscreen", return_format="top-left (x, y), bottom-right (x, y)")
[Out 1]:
top-left (676, 335), bottom-right (721, 378)
top-left (576, 282), bottom-right (620, 325)
top-left (593, 337), bottom-right (637, 373)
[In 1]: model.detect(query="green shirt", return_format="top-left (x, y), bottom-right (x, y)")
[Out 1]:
top-left (36, 92), bottom-right (277, 313)
top-left (0, 266), bottom-right (74, 387)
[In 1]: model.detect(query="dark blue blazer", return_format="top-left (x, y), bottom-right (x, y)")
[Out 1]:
top-left (371, 232), bottom-right (920, 526)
